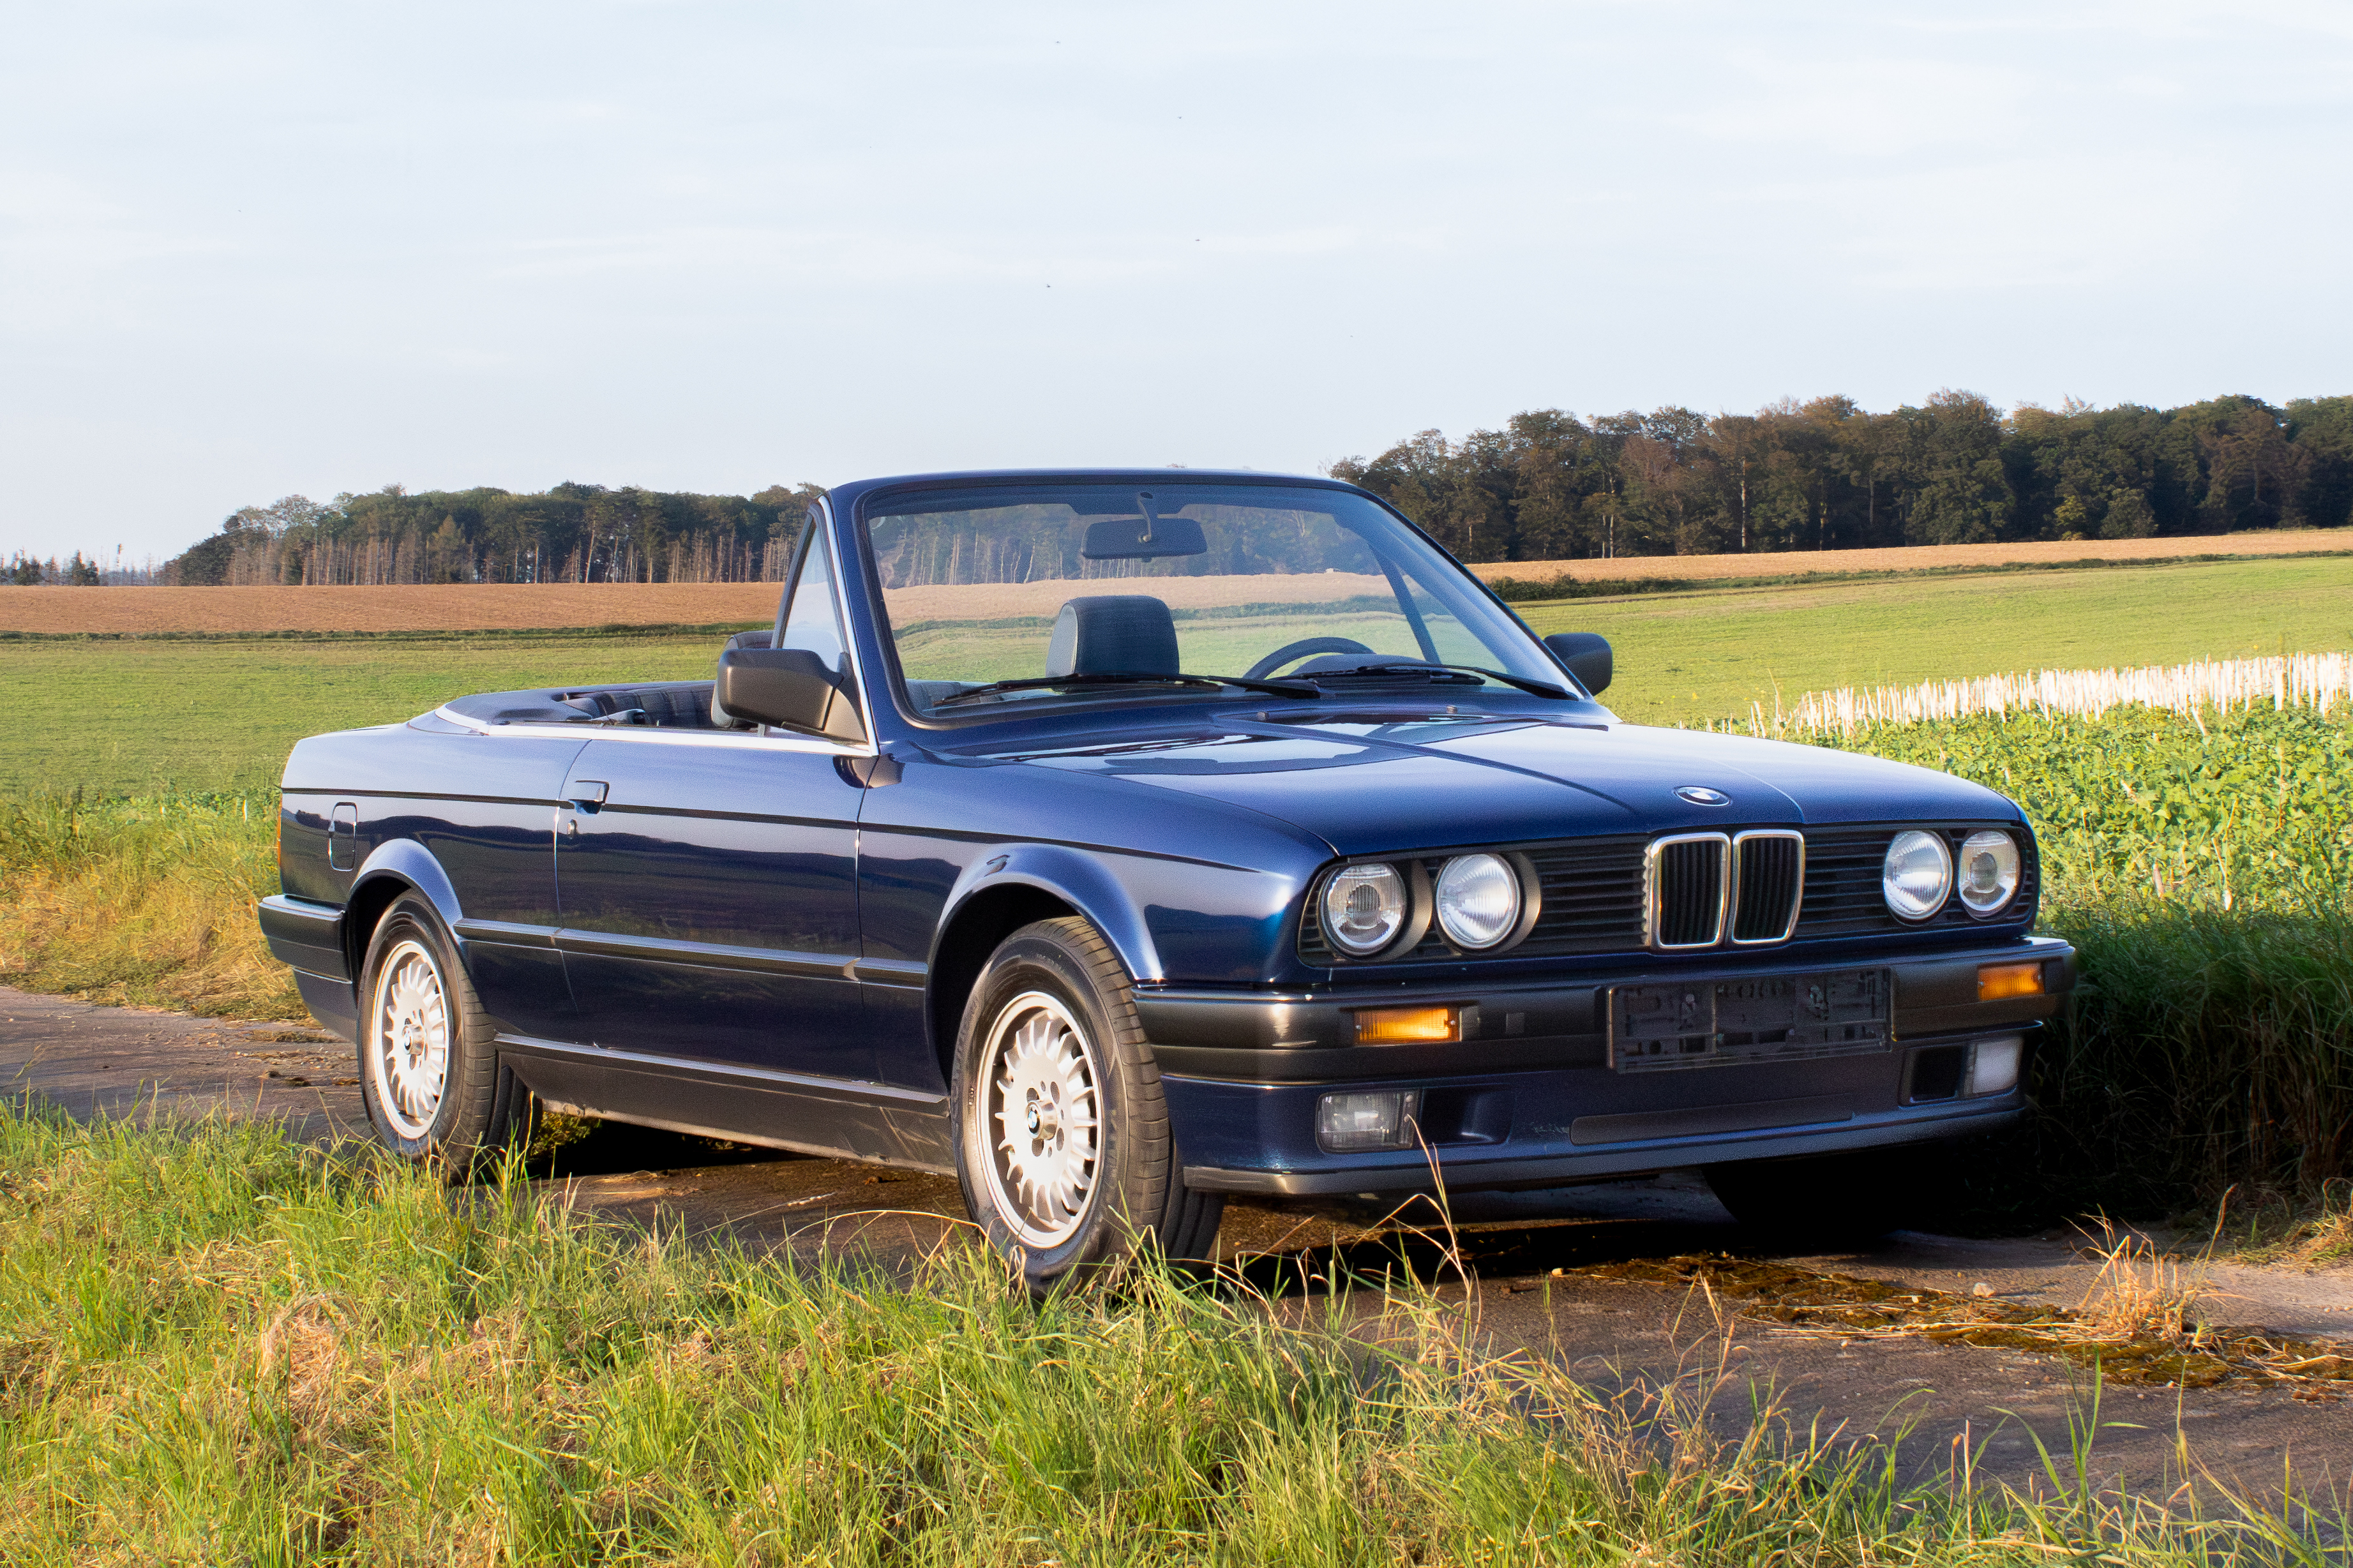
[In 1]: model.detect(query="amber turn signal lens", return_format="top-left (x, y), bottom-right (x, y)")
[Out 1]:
top-left (1977, 962), bottom-right (2044, 1002)
top-left (1353, 1006), bottom-right (1458, 1045)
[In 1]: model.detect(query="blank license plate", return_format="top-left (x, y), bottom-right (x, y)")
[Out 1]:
top-left (1609, 968), bottom-right (1890, 1072)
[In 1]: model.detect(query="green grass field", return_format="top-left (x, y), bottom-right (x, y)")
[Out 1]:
top-left (1519, 555), bottom-right (2353, 724)
top-left (0, 630), bottom-right (753, 796)
top-left (3, 557), bottom-right (2348, 795)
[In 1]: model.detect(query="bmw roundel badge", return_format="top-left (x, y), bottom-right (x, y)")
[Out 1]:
top-left (1676, 786), bottom-right (1732, 807)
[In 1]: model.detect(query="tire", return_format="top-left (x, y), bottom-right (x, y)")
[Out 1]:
top-left (1704, 1143), bottom-right (1948, 1247)
top-left (356, 891), bottom-right (538, 1173)
top-left (950, 917), bottom-right (1223, 1292)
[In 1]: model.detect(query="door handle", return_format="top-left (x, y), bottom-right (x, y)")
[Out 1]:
top-left (560, 780), bottom-right (609, 838)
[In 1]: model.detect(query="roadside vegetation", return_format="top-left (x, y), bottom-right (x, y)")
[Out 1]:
top-left (0, 1103), bottom-right (2338, 1564)
top-left (0, 789), bottom-right (300, 1019)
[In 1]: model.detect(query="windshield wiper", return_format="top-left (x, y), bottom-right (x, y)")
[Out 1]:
top-left (931, 671), bottom-right (1321, 709)
top-left (1308, 662), bottom-right (1574, 699)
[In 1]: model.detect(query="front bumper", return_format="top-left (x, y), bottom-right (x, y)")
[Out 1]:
top-left (1144, 936), bottom-right (2071, 1196)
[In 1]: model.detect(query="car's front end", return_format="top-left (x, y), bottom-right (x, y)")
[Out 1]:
top-left (990, 708), bottom-right (2070, 1201)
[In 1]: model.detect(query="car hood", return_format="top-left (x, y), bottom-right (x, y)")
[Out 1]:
top-left (989, 710), bottom-right (2022, 856)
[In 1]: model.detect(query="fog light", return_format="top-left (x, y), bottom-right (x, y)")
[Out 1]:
top-left (1316, 1090), bottom-right (1424, 1152)
top-left (1353, 1006), bottom-right (1458, 1044)
top-left (1966, 1035), bottom-right (2022, 1097)
top-left (1976, 961), bottom-right (2044, 1001)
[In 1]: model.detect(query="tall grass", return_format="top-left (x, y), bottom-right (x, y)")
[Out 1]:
top-left (0, 789), bottom-right (301, 1019)
top-left (0, 1103), bottom-right (2333, 1564)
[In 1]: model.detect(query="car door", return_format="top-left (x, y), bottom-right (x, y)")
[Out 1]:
top-left (553, 518), bottom-right (873, 1084)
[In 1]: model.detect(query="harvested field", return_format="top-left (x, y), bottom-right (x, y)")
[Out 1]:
top-left (3, 529), bottom-right (2348, 636)
top-left (0, 581), bottom-right (781, 636)
top-left (1472, 526), bottom-right (2353, 585)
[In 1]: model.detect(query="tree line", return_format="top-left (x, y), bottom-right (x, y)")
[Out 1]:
top-left (4, 551), bottom-right (160, 586)
top-left (1330, 391), bottom-right (2353, 562)
top-left (144, 482), bottom-right (828, 588)
top-left (6, 390), bottom-right (2348, 588)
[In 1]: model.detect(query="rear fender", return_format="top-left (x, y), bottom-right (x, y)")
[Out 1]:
top-left (346, 839), bottom-right (465, 969)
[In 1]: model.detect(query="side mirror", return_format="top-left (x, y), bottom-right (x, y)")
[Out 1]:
top-left (1542, 632), bottom-right (1612, 696)
top-left (716, 648), bottom-right (866, 743)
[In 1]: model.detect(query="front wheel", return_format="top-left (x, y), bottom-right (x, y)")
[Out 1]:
top-left (951, 917), bottom-right (1222, 1292)
top-left (356, 891), bottom-right (536, 1172)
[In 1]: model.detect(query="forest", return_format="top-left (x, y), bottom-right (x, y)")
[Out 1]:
top-left (4, 389), bottom-right (2348, 588)
top-left (1330, 390), bottom-right (2353, 563)
top-left (95, 482), bottom-right (822, 588)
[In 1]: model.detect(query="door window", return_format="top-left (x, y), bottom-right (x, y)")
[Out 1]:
top-left (778, 511), bottom-right (850, 678)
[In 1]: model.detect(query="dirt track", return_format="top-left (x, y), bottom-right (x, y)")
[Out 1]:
top-left (2, 529), bottom-right (2345, 634)
top-left (0, 582), bottom-right (783, 635)
top-left (6, 983), bottom-right (2352, 1504)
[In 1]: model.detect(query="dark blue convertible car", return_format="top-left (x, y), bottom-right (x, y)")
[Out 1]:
top-left (260, 470), bottom-right (2073, 1287)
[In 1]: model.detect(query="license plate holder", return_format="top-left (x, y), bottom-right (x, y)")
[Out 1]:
top-left (1609, 968), bottom-right (1891, 1072)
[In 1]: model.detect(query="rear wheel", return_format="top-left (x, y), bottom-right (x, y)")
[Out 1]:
top-left (356, 892), bottom-right (537, 1171)
top-left (951, 917), bottom-right (1222, 1292)
top-left (1704, 1144), bottom-right (1948, 1247)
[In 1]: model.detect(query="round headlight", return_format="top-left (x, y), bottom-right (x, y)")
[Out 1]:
top-left (1957, 830), bottom-right (2022, 915)
top-left (1322, 863), bottom-right (1407, 956)
top-left (1435, 853), bottom-right (1522, 950)
top-left (1881, 830), bottom-right (1953, 920)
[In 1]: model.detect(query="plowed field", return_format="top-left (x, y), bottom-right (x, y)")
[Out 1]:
top-left (0, 582), bottom-right (779, 635)
top-left (1, 530), bottom-right (2347, 635)
top-left (1475, 526), bottom-right (2353, 586)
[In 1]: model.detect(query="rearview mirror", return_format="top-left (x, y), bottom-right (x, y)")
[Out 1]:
top-left (1081, 514), bottom-right (1207, 560)
top-left (1542, 632), bottom-right (1612, 696)
top-left (716, 648), bottom-right (866, 743)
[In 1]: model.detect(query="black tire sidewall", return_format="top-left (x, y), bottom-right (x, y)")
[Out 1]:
top-left (356, 893), bottom-right (491, 1163)
top-left (951, 921), bottom-right (1160, 1288)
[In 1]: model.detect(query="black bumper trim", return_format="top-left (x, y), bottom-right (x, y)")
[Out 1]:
top-left (1181, 1100), bottom-right (2023, 1195)
top-left (1570, 1092), bottom-right (1853, 1147)
top-left (259, 894), bottom-right (348, 982)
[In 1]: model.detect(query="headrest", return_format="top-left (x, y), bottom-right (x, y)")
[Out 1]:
top-left (1046, 595), bottom-right (1178, 677)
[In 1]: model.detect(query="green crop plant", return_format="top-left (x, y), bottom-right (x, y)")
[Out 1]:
top-left (1763, 704), bottom-right (2353, 1216)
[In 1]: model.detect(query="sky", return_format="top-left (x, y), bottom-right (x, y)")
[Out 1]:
top-left (4, 1), bottom-right (2351, 564)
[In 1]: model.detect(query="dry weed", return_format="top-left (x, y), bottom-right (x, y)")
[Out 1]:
top-left (2073, 1219), bottom-right (2209, 1343)
top-left (1579, 1251), bottom-right (2353, 1391)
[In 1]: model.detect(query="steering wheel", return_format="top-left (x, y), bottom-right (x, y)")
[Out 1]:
top-left (1244, 637), bottom-right (1376, 682)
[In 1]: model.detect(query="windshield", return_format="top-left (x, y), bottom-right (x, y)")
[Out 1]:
top-left (861, 480), bottom-right (1560, 717)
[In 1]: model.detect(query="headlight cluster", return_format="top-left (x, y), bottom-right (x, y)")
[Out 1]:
top-left (1881, 828), bottom-right (2023, 920)
top-left (1320, 852), bottom-right (1529, 958)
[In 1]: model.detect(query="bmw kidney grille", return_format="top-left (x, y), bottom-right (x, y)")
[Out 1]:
top-left (1645, 830), bottom-right (1805, 950)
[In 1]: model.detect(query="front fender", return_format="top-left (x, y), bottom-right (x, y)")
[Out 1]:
top-left (933, 843), bottom-right (1164, 982)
